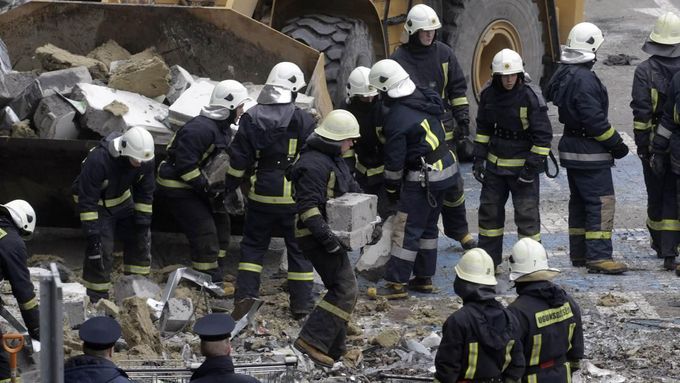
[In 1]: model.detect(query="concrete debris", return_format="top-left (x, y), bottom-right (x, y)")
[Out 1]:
top-left (405, 338), bottom-right (431, 357)
top-left (0, 38), bottom-right (10, 74)
top-left (167, 80), bottom-right (214, 129)
top-left (87, 40), bottom-right (131, 69)
top-left (0, 71), bottom-right (37, 106)
top-left (130, 47), bottom-right (163, 62)
top-left (113, 275), bottom-right (162, 306)
top-left (120, 296), bottom-right (162, 353)
top-left (371, 328), bottom-right (401, 348)
top-left (95, 299), bottom-right (120, 317)
top-left (61, 282), bottom-right (88, 328)
top-left (11, 119), bottom-right (35, 137)
top-left (35, 43), bottom-right (108, 80)
top-left (33, 94), bottom-right (78, 139)
top-left (108, 56), bottom-right (171, 98)
top-left (343, 348), bottom-right (363, 368)
top-left (597, 293), bottom-right (628, 307)
top-left (0, 105), bottom-right (19, 136)
top-left (581, 360), bottom-right (626, 382)
top-left (103, 100), bottom-right (129, 116)
top-left (327, 193), bottom-right (378, 250)
top-left (420, 332), bottom-right (441, 349)
top-left (72, 83), bottom-right (172, 143)
top-left (355, 214), bottom-right (395, 280)
top-left (28, 254), bottom-right (75, 282)
top-left (163, 297), bottom-right (194, 333)
top-left (166, 65), bottom-right (194, 104)
top-left (9, 66), bottom-right (92, 120)
top-left (347, 322), bottom-right (363, 337)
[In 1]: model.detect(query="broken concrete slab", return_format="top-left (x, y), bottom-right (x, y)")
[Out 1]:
top-left (10, 119), bottom-right (36, 137)
top-left (8, 66), bottom-right (92, 120)
top-left (33, 94), bottom-right (78, 139)
top-left (0, 38), bottom-right (10, 74)
top-left (35, 43), bottom-right (108, 80)
top-left (62, 282), bottom-right (88, 328)
top-left (87, 40), bottom-right (131, 69)
top-left (120, 296), bottom-right (162, 353)
top-left (371, 328), bottom-right (401, 348)
top-left (163, 297), bottom-right (194, 333)
top-left (355, 215), bottom-right (395, 281)
top-left (113, 275), bottom-right (162, 306)
top-left (0, 71), bottom-right (37, 107)
top-left (327, 193), bottom-right (378, 233)
top-left (166, 65), bottom-right (194, 104)
top-left (108, 56), bottom-right (171, 98)
top-left (72, 83), bottom-right (172, 143)
top-left (0, 105), bottom-right (19, 136)
top-left (95, 298), bottom-right (120, 317)
top-left (167, 80), bottom-right (214, 129)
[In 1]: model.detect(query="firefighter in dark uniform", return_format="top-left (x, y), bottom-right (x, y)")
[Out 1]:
top-left (508, 238), bottom-right (584, 383)
top-left (190, 313), bottom-right (261, 382)
top-left (545, 22), bottom-right (629, 274)
top-left (0, 200), bottom-right (40, 382)
top-left (74, 126), bottom-right (155, 302)
top-left (365, 59), bottom-right (459, 299)
top-left (473, 49), bottom-right (552, 268)
top-left (434, 248), bottom-right (525, 383)
top-left (632, 12), bottom-right (680, 271)
top-left (391, 4), bottom-right (476, 251)
top-left (289, 109), bottom-right (362, 368)
top-left (157, 80), bottom-right (250, 283)
top-left (227, 62), bottom-right (316, 320)
top-left (64, 316), bottom-right (132, 383)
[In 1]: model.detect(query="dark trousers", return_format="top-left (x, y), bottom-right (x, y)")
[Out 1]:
top-left (167, 194), bottom-right (230, 282)
top-left (234, 208), bottom-right (313, 312)
top-left (384, 185), bottom-right (446, 283)
top-left (477, 172), bottom-right (540, 266)
top-left (642, 160), bottom-right (680, 258)
top-left (83, 205), bottom-right (151, 299)
top-left (441, 172), bottom-right (471, 242)
top-left (567, 168), bottom-right (615, 262)
top-left (299, 244), bottom-right (358, 360)
top-left (356, 175), bottom-right (395, 220)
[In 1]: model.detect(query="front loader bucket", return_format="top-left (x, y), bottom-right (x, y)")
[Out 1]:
top-left (0, 1), bottom-right (330, 230)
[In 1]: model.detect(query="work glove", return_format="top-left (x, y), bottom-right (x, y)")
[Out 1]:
top-left (455, 136), bottom-right (475, 159)
top-left (518, 165), bottom-right (536, 184)
top-left (367, 218), bottom-right (383, 246)
top-left (610, 141), bottom-right (629, 159)
top-left (322, 234), bottom-right (350, 256)
top-left (472, 159), bottom-right (486, 184)
top-left (209, 192), bottom-right (226, 214)
top-left (384, 180), bottom-right (401, 205)
top-left (650, 153), bottom-right (666, 177)
top-left (224, 188), bottom-right (246, 215)
top-left (86, 235), bottom-right (104, 271)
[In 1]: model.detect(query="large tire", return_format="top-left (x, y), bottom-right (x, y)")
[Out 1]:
top-left (282, 14), bottom-right (374, 107)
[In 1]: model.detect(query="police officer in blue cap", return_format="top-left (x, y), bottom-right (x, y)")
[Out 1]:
top-left (191, 313), bottom-right (261, 382)
top-left (64, 316), bottom-right (132, 382)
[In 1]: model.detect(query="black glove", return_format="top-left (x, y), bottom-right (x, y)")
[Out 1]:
top-left (322, 234), bottom-right (350, 255)
top-left (518, 165), bottom-right (536, 184)
top-left (29, 327), bottom-right (39, 342)
top-left (473, 159), bottom-right (486, 184)
top-left (650, 153), bottom-right (666, 177)
top-left (456, 136), bottom-right (475, 159)
top-left (385, 180), bottom-right (401, 205)
top-left (610, 141), bottom-right (629, 159)
top-left (367, 219), bottom-right (383, 246)
top-left (209, 192), bottom-right (226, 213)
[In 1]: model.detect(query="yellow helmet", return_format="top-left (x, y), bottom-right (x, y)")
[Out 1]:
top-left (314, 109), bottom-right (361, 141)
top-left (454, 248), bottom-right (497, 286)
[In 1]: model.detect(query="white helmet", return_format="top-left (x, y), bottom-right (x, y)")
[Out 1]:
top-left (0, 199), bottom-right (36, 238)
top-left (315, 109), bottom-right (361, 141)
top-left (265, 62), bottom-right (306, 92)
top-left (566, 22), bottom-right (604, 53)
top-left (492, 49), bottom-right (524, 75)
top-left (113, 126), bottom-right (155, 162)
top-left (346, 66), bottom-right (378, 98)
top-left (404, 4), bottom-right (441, 35)
top-left (509, 238), bottom-right (560, 282)
top-left (454, 248), bottom-right (497, 286)
top-left (209, 80), bottom-right (251, 110)
top-left (650, 12), bottom-right (680, 45)
top-left (369, 59), bottom-right (416, 98)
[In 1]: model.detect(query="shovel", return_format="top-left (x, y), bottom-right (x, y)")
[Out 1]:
top-left (2, 333), bottom-right (24, 383)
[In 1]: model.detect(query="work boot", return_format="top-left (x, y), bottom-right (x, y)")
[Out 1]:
top-left (663, 257), bottom-right (678, 271)
top-left (570, 256), bottom-right (586, 267)
top-left (367, 282), bottom-right (408, 300)
top-left (408, 277), bottom-right (434, 293)
top-left (460, 234), bottom-right (477, 251)
top-left (231, 297), bottom-right (257, 321)
top-left (586, 259), bottom-right (628, 274)
top-left (294, 338), bottom-right (334, 368)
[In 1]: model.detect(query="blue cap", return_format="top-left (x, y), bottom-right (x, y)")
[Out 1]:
top-left (79, 316), bottom-right (121, 350)
top-left (193, 313), bottom-right (235, 341)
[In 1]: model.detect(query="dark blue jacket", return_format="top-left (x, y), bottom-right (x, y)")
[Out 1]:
top-left (157, 115), bottom-right (234, 199)
top-left (0, 218), bottom-right (39, 337)
top-left (341, 98), bottom-right (385, 184)
top-left (73, 133), bottom-right (155, 237)
top-left (475, 79), bottom-right (552, 176)
top-left (651, 71), bottom-right (680, 174)
top-left (64, 355), bottom-right (132, 383)
top-left (225, 104), bottom-right (316, 214)
top-left (190, 356), bottom-right (261, 383)
top-left (381, 88), bottom-right (458, 193)
top-left (546, 63), bottom-right (624, 169)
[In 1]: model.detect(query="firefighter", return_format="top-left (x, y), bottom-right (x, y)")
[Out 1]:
top-left (64, 317), bottom-right (131, 383)
top-left (191, 313), bottom-right (261, 382)
top-left (289, 109), bottom-right (362, 367)
top-left (0, 200), bottom-right (40, 382)
top-left (391, 3), bottom-right (476, 251)
top-left (473, 49), bottom-right (552, 268)
top-left (508, 238), bottom-right (584, 382)
top-left (434, 248), bottom-right (524, 383)
top-left (74, 126), bottom-right (155, 302)
top-left (545, 22), bottom-right (629, 274)
top-left (227, 62), bottom-right (316, 320)
top-left (632, 12), bottom-right (680, 271)
top-left (157, 80), bottom-right (250, 283)
top-left (366, 59), bottom-right (459, 299)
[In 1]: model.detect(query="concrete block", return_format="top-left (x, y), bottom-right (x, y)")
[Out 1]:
top-left (0, 71), bottom-right (37, 107)
top-left (167, 80), bottom-right (214, 129)
top-left (0, 106), bottom-right (19, 135)
top-left (35, 43), bottom-right (108, 80)
top-left (0, 38), bottom-right (10, 74)
top-left (108, 56), bottom-right (171, 98)
top-left (355, 215), bottom-right (395, 281)
top-left (163, 297), bottom-right (193, 333)
top-left (87, 40), bottom-right (131, 69)
top-left (33, 94), bottom-right (78, 139)
top-left (327, 193), bottom-right (378, 232)
top-left (62, 282), bottom-right (88, 328)
top-left (95, 299), bottom-right (120, 317)
top-left (166, 65), bottom-right (194, 104)
top-left (335, 223), bottom-right (375, 251)
top-left (113, 275), bottom-right (161, 306)
top-left (72, 83), bottom-right (172, 143)
top-left (8, 66), bottom-right (92, 120)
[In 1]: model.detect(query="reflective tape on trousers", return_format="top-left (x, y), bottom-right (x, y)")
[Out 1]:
top-left (559, 151), bottom-right (612, 162)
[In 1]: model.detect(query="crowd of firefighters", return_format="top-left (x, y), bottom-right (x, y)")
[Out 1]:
top-left (1, 3), bottom-right (680, 382)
